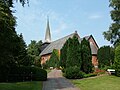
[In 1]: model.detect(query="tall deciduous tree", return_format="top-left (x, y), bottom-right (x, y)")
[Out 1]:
top-left (81, 38), bottom-right (92, 74)
top-left (0, 1), bottom-right (17, 81)
top-left (0, 1), bottom-right (30, 81)
top-left (27, 40), bottom-right (42, 56)
top-left (2, 0), bottom-right (29, 7)
top-left (103, 0), bottom-right (120, 46)
top-left (27, 40), bottom-right (42, 66)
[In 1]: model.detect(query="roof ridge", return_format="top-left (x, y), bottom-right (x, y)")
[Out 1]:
top-left (51, 32), bottom-right (76, 43)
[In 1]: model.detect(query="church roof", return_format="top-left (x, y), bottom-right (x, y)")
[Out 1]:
top-left (40, 32), bottom-right (77, 56)
top-left (90, 42), bottom-right (98, 55)
top-left (40, 32), bottom-right (98, 56)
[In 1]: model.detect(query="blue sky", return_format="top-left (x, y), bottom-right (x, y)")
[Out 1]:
top-left (13, 0), bottom-right (112, 47)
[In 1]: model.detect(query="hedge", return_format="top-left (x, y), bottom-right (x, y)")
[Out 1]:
top-left (64, 66), bottom-right (84, 79)
top-left (0, 66), bottom-right (47, 82)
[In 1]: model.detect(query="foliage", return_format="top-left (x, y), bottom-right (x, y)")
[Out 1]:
top-left (0, 1), bottom-right (31, 81)
top-left (64, 66), bottom-right (84, 79)
top-left (60, 35), bottom-right (93, 78)
top-left (72, 75), bottom-right (120, 90)
top-left (97, 46), bottom-right (115, 68)
top-left (27, 40), bottom-right (42, 66)
top-left (114, 45), bottom-right (120, 76)
top-left (27, 40), bottom-right (42, 56)
top-left (34, 56), bottom-right (41, 67)
top-left (60, 40), bottom-right (68, 68)
top-left (103, 0), bottom-right (120, 46)
top-left (2, 0), bottom-right (29, 7)
top-left (66, 35), bottom-right (82, 68)
top-left (15, 34), bottom-right (32, 66)
top-left (81, 38), bottom-right (92, 74)
top-left (46, 49), bottom-right (60, 68)
top-left (31, 67), bottom-right (47, 81)
top-left (0, 81), bottom-right (42, 90)
top-left (0, 66), bottom-right (47, 82)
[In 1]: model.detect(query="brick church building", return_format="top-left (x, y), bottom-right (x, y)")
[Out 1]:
top-left (40, 19), bottom-right (99, 68)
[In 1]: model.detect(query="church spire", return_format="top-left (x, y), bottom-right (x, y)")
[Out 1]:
top-left (45, 16), bottom-right (51, 43)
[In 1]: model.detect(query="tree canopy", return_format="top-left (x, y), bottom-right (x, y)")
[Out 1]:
top-left (2, 0), bottom-right (29, 7)
top-left (103, 0), bottom-right (120, 46)
top-left (0, 0), bottom-right (31, 82)
top-left (27, 40), bottom-right (42, 66)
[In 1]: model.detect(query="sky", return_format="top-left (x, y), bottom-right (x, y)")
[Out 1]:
top-left (13, 0), bottom-right (112, 47)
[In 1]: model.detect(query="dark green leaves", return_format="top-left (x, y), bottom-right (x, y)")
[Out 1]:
top-left (103, 0), bottom-right (120, 46)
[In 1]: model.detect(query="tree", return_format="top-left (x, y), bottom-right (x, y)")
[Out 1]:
top-left (66, 35), bottom-right (82, 68)
top-left (46, 49), bottom-right (60, 68)
top-left (2, 0), bottom-right (29, 7)
top-left (114, 45), bottom-right (120, 76)
top-left (97, 46), bottom-right (115, 68)
top-left (81, 38), bottom-right (92, 74)
top-left (16, 34), bottom-right (33, 66)
top-left (27, 40), bottom-right (42, 56)
top-left (27, 40), bottom-right (42, 66)
top-left (60, 40), bottom-right (69, 68)
top-left (103, 0), bottom-right (120, 46)
top-left (0, 1), bottom-right (18, 81)
top-left (0, 1), bottom-right (31, 81)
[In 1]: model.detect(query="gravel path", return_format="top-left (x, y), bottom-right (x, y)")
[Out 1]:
top-left (42, 69), bottom-right (80, 90)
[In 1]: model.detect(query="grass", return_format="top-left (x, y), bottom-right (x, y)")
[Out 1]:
top-left (46, 69), bottom-right (51, 73)
top-left (0, 81), bottom-right (42, 90)
top-left (71, 75), bottom-right (120, 90)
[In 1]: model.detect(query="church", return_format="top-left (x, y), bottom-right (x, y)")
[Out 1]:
top-left (40, 19), bottom-right (99, 68)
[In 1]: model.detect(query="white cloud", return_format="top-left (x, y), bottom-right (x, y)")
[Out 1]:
top-left (88, 14), bottom-right (103, 19)
top-left (53, 22), bottom-right (67, 34)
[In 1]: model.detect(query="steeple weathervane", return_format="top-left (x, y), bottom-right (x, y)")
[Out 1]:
top-left (45, 16), bottom-right (51, 43)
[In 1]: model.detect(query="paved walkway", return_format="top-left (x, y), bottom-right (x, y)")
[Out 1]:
top-left (42, 69), bottom-right (80, 90)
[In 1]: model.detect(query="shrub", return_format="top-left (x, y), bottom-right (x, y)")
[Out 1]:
top-left (32, 67), bottom-right (47, 81)
top-left (64, 66), bottom-right (84, 79)
top-left (7, 66), bottom-right (47, 82)
top-left (94, 69), bottom-right (105, 75)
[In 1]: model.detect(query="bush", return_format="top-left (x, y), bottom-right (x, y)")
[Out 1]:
top-left (64, 66), bottom-right (85, 79)
top-left (32, 67), bottom-right (47, 81)
top-left (6, 66), bottom-right (47, 82)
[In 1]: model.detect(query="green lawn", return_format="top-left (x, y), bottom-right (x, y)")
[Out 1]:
top-left (46, 69), bottom-right (51, 73)
top-left (0, 81), bottom-right (42, 90)
top-left (71, 75), bottom-right (120, 90)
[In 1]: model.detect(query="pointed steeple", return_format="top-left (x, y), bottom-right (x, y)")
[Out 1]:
top-left (45, 17), bottom-right (51, 43)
